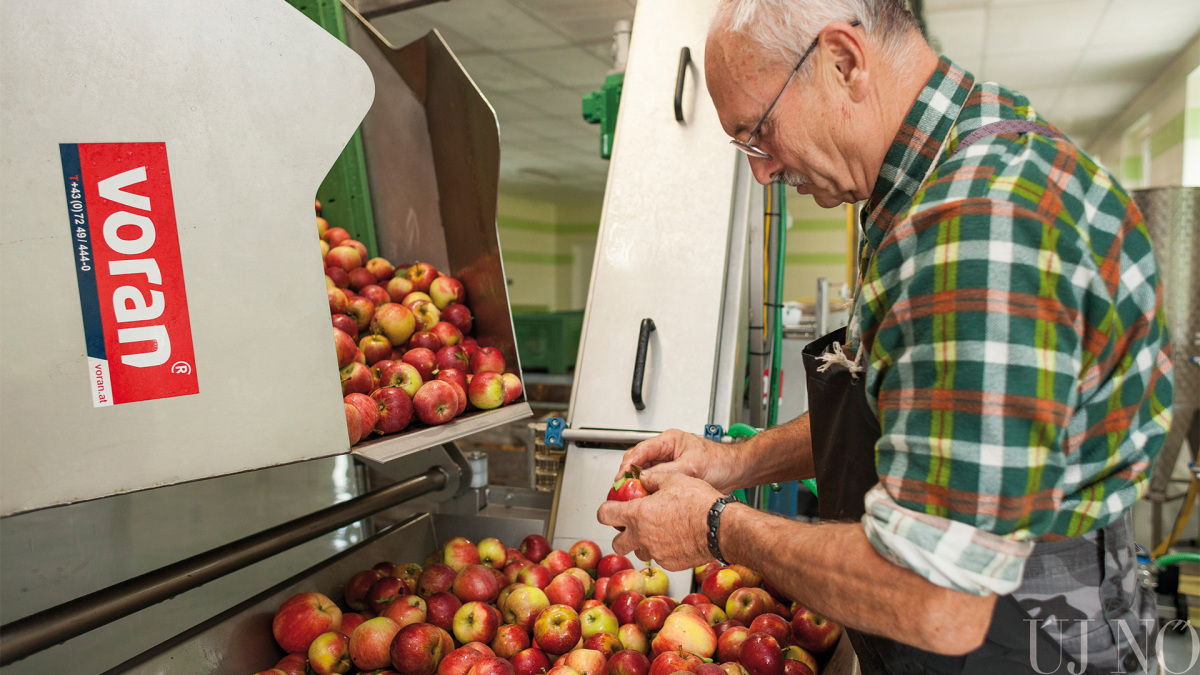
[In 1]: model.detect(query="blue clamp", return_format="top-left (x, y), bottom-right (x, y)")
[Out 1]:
top-left (544, 417), bottom-right (566, 449)
top-left (704, 424), bottom-right (723, 441)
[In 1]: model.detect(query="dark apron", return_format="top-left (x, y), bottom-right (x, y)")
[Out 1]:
top-left (801, 327), bottom-right (1099, 675)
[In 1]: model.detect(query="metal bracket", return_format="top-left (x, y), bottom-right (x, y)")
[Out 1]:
top-left (544, 417), bottom-right (566, 449)
top-left (704, 424), bottom-right (723, 441)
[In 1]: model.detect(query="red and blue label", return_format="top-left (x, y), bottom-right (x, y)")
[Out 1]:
top-left (60, 143), bottom-right (199, 406)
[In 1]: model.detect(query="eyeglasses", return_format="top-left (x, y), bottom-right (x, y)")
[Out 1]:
top-left (730, 20), bottom-right (861, 160)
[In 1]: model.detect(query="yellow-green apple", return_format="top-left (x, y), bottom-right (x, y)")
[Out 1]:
top-left (469, 656), bottom-right (517, 675)
top-left (410, 331), bottom-right (444, 352)
top-left (607, 570), bottom-right (647, 603)
top-left (563, 568), bottom-right (595, 599)
top-left (442, 303), bottom-right (473, 335)
top-left (379, 362), bottom-right (422, 398)
top-left (640, 568), bottom-right (669, 596)
top-left (330, 287), bottom-right (349, 314)
top-left (788, 606), bottom-right (840, 653)
top-left (391, 622), bottom-right (453, 675)
top-left (747, 614), bottom-right (789, 645)
top-left (344, 404), bottom-right (363, 446)
top-left (359, 334), bottom-right (392, 366)
top-left (372, 303), bottom-right (416, 346)
top-left (345, 240), bottom-right (369, 266)
top-left (339, 613), bottom-right (367, 638)
top-left (650, 612), bottom-right (717, 658)
top-left (435, 346), bottom-right (470, 374)
top-left (327, 265), bottom-right (350, 288)
top-left (533, 605), bottom-right (582, 655)
top-left (425, 592), bottom-right (462, 633)
top-left (333, 314), bottom-right (358, 341)
top-left (712, 619), bottom-right (744, 639)
top-left (511, 647), bottom-right (552, 675)
top-left (781, 645), bottom-right (816, 675)
top-left (407, 262), bottom-right (439, 293)
top-left (647, 650), bottom-right (702, 675)
top-left (542, 550), bottom-right (574, 576)
top-left (334, 328), bottom-right (358, 368)
top-left (403, 347), bottom-right (438, 381)
top-left (466, 371), bottom-right (503, 409)
top-left (738, 634), bottom-right (783, 675)
top-left (418, 564), bottom-right (457, 597)
top-left (610, 591), bottom-right (644, 625)
top-left (430, 276), bottom-right (466, 308)
top-left (438, 645), bottom-right (485, 675)
top-left (453, 565), bottom-right (501, 603)
top-left (502, 373), bottom-right (523, 405)
top-left (702, 569), bottom-right (744, 607)
top-left (583, 632), bottom-right (622, 659)
top-left (504, 559), bottom-right (533, 583)
top-left (411, 300), bottom-right (442, 332)
top-left (430, 321), bottom-right (463, 346)
top-left (366, 257), bottom-right (396, 281)
top-left (608, 649), bottom-right (651, 675)
top-left (308, 631), bottom-right (352, 675)
top-left (383, 594), bottom-right (427, 628)
top-left (617, 624), bottom-right (649, 654)
top-left (580, 604), bottom-right (619, 639)
top-left (724, 589), bottom-right (769, 625)
top-left (727, 565), bottom-right (762, 588)
top-left (491, 624), bottom-right (530, 660)
top-left (521, 535), bottom-right (551, 563)
top-left (274, 653), bottom-right (307, 675)
top-left (716, 625), bottom-right (749, 663)
top-left (598, 554), bottom-right (634, 579)
top-left (371, 387), bottom-right (414, 435)
top-left (367, 576), bottom-right (409, 615)
top-left (567, 541), bottom-right (601, 571)
top-left (563, 649), bottom-right (607, 675)
top-left (403, 291), bottom-right (433, 307)
top-left (719, 663), bottom-right (749, 675)
top-left (387, 276), bottom-right (414, 302)
top-left (477, 537), bottom-right (507, 569)
top-left (453, 601), bottom-right (500, 644)
top-left (634, 597), bottom-right (671, 633)
top-left (470, 346), bottom-right (505, 374)
top-left (442, 537), bottom-right (481, 571)
top-left (415, 380), bottom-right (459, 425)
top-left (545, 572), bottom-right (586, 611)
top-left (502, 585), bottom-right (550, 632)
top-left (348, 267), bottom-right (378, 292)
top-left (517, 562), bottom-right (553, 589)
top-left (350, 616), bottom-right (402, 671)
top-left (327, 245), bottom-right (363, 272)
top-left (496, 583), bottom-right (523, 611)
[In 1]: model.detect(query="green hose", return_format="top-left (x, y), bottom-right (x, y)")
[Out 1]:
top-left (1156, 552), bottom-right (1200, 567)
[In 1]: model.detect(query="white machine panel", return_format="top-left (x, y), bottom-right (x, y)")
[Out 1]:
top-left (0, 0), bottom-right (374, 515)
top-left (568, 0), bottom-right (743, 435)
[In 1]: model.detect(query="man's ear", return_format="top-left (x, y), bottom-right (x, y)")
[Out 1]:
top-left (820, 23), bottom-right (869, 102)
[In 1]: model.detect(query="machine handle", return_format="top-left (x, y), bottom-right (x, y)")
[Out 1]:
top-left (674, 47), bottom-right (691, 122)
top-left (632, 318), bottom-right (656, 410)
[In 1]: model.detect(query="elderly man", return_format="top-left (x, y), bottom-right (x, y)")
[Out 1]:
top-left (596, 0), bottom-right (1174, 673)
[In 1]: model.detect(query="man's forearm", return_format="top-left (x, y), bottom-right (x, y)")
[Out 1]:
top-left (730, 413), bottom-right (814, 490)
top-left (719, 503), bottom-right (994, 655)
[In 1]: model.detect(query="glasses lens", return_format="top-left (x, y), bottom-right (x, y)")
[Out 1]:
top-left (730, 139), bottom-right (772, 160)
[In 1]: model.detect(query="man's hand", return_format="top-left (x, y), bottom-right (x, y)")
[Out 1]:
top-left (617, 429), bottom-right (740, 494)
top-left (596, 471), bottom-right (722, 571)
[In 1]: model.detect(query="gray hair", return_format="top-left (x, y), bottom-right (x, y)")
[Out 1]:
top-left (711, 0), bottom-right (923, 77)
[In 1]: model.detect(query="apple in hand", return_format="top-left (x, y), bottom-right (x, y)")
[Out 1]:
top-left (308, 630), bottom-right (352, 675)
top-left (349, 616), bottom-right (402, 671)
top-left (372, 387), bottom-right (414, 435)
top-left (390, 622), bottom-right (454, 675)
top-left (789, 605), bottom-right (841, 653)
top-left (608, 467), bottom-right (649, 502)
top-left (273, 592), bottom-right (343, 654)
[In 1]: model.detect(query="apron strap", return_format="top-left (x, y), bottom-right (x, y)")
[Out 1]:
top-left (951, 119), bottom-right (1062, 157)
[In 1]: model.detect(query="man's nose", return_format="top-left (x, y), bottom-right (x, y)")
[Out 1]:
top-left (749, 156), bottom-right (783, 185)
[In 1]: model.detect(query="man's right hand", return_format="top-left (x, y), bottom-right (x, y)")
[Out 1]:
top-left (617, 429), bottom-right (741, 495)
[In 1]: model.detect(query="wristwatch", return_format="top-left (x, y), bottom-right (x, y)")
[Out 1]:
top-left (707, 495), bottom-right (740, 565)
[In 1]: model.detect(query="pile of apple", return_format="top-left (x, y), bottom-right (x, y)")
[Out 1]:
top-left (316, 202), bottom-right (524, 446)
top-left (258, 533), bottom-right (840, 675)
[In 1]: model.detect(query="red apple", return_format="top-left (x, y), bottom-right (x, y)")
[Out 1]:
top-left (469, 371), bottom-right (505, 410)
top-left (439, 645), bottom-right (486, 675)
top-left (650, 612), bottom-right (716, 659)
top-left (453, 600), bottom-right (501, 645)
top-left (350, 616), bottom-right (402, 671)
top-left (598, 555), bottom-right (634, 579)
top-left (712, 619), bottom-right (744, 639)
top-left (609, 591), bottom-right (644, 626)
top-left (372, 387), bottom-right (414, 435)
top-left (542, 550), bottom-right (574, 576)
top-left (608, 468), bottom-right (649, 502)
top-left (747, 614), bottom-right (789, 646)
top-left (502, 373), bottom-right (523, 405)
top-left (273, 592), bottom-right (343, 654)
top-left (340, 612), bottom-right (367, 638)
top-left (545, 572), bottom-right (586, 611)
top-left (435, 345), bottom-right (470, 374)
top-left (415, 380), bottom-right (459, 425)
top-left (425, 592), bottom-right (462, 634)
top-left (521, 535), bottom-right (551, 563)
top-left (533, 605), bottom-right (581, 656)
top-left (430, 276), bottom-right (466, 308)
top-left (308, 630), bottom-right (352, 675)
top-left (329, 287), bottom-right (349, 315)
top-left (695, 604), bottom-right (726, 626)
top-left (383, 594), bottom-right (428, 628)
top-left (437, 367), bottom-right (469, 396)
top-left (607, 570), bottom-right (646, 603)
top-left (475, 537), bottom-right (506, 570)
top-left (410, 331), bottom-right (444, 352)
top-left (453, 564), bottom-right (502, 603)
top-left (401, 346), bottom-right (437, 381)
top-left (327, 245), bottom-right (363, 272)
top-left (333, 314), bottom-right (358, 341)
top-left (583, 633), bottom-right (622, 659)
top-left (359, 334), bottom-right (392, 366)
top-left (446, 380), bottom-right (468, 417)
top-left (348, 266), bottom-right (378, 292)
top-left (407, 262), bottom-right (440, 293)
top-left (491, 624), bottom-right (530, 660)
top-left (694, 665), bottom-right (726, 675)
top-left (341, 362), bottom-right (373, 396)
top-left (502, 584), bottom-right (550, 632)
top-left (724, 588), bottom-right (769, 625)
top-left (593, 577), bottom-right (610, 604)
top-left (788, 605), bottom-right (840, 653)
top-left (727, 565), bottom-right (762, 588)
top-left (717, 624), bottom-right (751, 662)
top-left (647, 650), bottom-right (701, 675)
top-left (345, 568), bottom-right (384, 611)
top-left (693, 562), bottom-right (721, 586)
top-left (702, 569), bottom-right (744, 608)
top-left (443, 537), bottom-right (482, 571)
top-left (563, 649), bottom-right (607, 675)
top-left (430, 321), bottom-right (463, 346)
top-left (633, 597), bottom-right (670, 634)
top-left (274, 653), bottom-right (307, 675)
top-left (681, 594), bottom-right (708, 607)
top-left (517, 563), bottom-right (553, 590)
top-left (367, 576), bottom-right (409, 615)
top-left (565, 540), bottom-right (601, 571)
top-left (418, 564), bottom-right (458, 598)
top-left (390, 622), bottom-right (453, 675)
top-left (379, 362), bottom-right (423, 398)
top-left (387, 276), bottom-right (415, 302)
top-left (373, 302), bottom-right (416, 346)
top-left (442, 303), bottom-right (474, 335)
top-left (504, 559), bottom-right (534, 584)
top-left (326, 263), bottom-right (350, 288)
top-left (469, 656), bottom-right (517, 675)
top-left (366, 257), bottom-right (396, 281)
top-left (334, 327), bottom-right (358, 367)
top-left (608, 650), bottom-right (651, 675)
top-left (511, 648), bottom-right (552, 675)
top-left (617, 624), bottom-right (648, 655)
top-left (345, 403), bottom-right (363, 445)
top-left (343, 393), bottom-right (378, 441)
top-left (738, 633), bottom-right (783, 675)
top-left (344, 239), bottom-right (369, 265)
top-left (470, 346), bottom-right (505, 374)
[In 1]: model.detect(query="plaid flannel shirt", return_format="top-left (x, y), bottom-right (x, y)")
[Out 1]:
top-left (846, 57), bottom-right (1174, 596)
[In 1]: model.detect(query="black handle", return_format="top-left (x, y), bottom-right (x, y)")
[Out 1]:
top-left (674, 47), bottom-right (691, 123)
top-left (631, 318), bottom-right (656, 411)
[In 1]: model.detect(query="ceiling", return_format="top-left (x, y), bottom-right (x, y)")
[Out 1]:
top-left (361, 0), bottom-right (1200, 200)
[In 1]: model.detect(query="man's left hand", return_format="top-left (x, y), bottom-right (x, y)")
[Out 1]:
top-left (596, 471), bottom-right (723, 571)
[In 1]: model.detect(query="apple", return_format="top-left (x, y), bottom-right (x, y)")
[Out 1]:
top-left (617, 624), bottom-right (649, 654)
top-left (391, 622), bottom-right (454, 675)
top-left (403, 347), bottom-right (438, 381)
top-left (598, 554), bottom-right (634, 579)
top-left (504, 559), bottom-right (534, 584)
top-left (419, 563), bottom-right (458, 597)
top-left (712, 619), bottom-right (744, 639)
top-left (274, 653), bottom-right (307, 675)
top-left (333, 314), bottom-right (359, 341)
top-left (650, 612), bottom-right (716, 659)
top-left (344, 569), bottom-right (384, 611)
top-left (502, 585), bottom-right (550, 632)
top-left (609, 591), bottom-right (643, 626)
top-left (437, 368), bottom-right (469, 397)
top-left (469, 657), bottom-right (517, 675)
top-left (470, 346), bottom-right (505, 374)
top-left (682, 593), bottom-right (708, 607)
top-left (435, 345), bottom-right (470, 374)
top-left (344, 239), bottom-right (369, 265)
top-left (720, 663), bottom-right (750, 675)
top-left (533, 605), bottom-right (582, 656)
top-left (446, 380), bottom-right (468, 417)
top-left (353, 347), bottom-right (367, 365)
top-left (329, 286), bottom-right (350, 314)
top-left (496, 583), bottom-right (523, 612)
top-left (694, 665), bottom-right (726, 675)
top-left (520, 535), bottom-right (552, 563)
top-left (410, 331), bottom-right (444, 352)
top-left (439, 646), bottom-right (486, 675)
top-left (372, 387), bottom-right (414, 435)
top-left (633, 597), bottom-right (670, 634)
top-left (475, 537), bottom-right (506, 570)
top-left (430, 276), bottom-right (466, 308)
top-left (308, 630), bottom-right (352, 675)
top-left (411, 300), bottom-right (442, 332)
top-left (697, 603), bottom-right (727, 626)
top-left (430, 321), bottom-right (464, 348)
top-left (702, 569), bottom-right (744, 608)
top-left (366, 257), bottom-right (396, 281)
top-left (563, 649), bottom-right (607, 675)
top-left (738, 633), bottom-right (783, 675)
top-left (359, 334), bottom-right (392, 366)
top-left (608, 650), bottom-right (651, 675)
top-left (693, 562), bottom-right (721, 586)
top-left (639, 568), bottom-right (669, 597)
top-left (367, 576), bottom-right (409, 615)
top-left (426, 592), bottom-right (463, 633)
top-left (340, 612), bottom-right (367, 638)
top-left (562, 540), bottom-right (600, 571)
top-left (724, 588), bottom-right (769, 625)
top-left (403, 291), bottom-right (433, 307)
top-left (345, 392), bottom-right (379, 436)
top-left (469, 371), bottom-right (505, 410)
top-left (560, 568), bottom-right (594, 599)
top-left (593, 577), bottom-right (610, 605)
top-left (606, 570), bottom-right (646, 603)
top-left (373, 303), bottom-right (417, 346)
top-left (383, 594), bottom-right (428, 628)
top-left (511, 648), bottom-right (553, 675)
top-left (789, 605), bottom-right (840, 653)
top-left (781, 645), bottom-right (817, 675)
top-left (502, 373), bottom-right (524, 405)
top-left (747, 614), bottom-right (789, 645)
top-left (407, 262), bottom-right (440, 292)
top-left (545, 572), bottom-right (586, 611)
top-left (607, 469), bottom-right (649, 502)
top-left (443, 537), bottom-right (482, 571)
top-left (453, 564), bottom-right (501, 603)
top-left (582, 632), bottom-right (622, 659)
top-left (647, 650), bottom-right (701, 675)
top-left (348, 266), bottom-right (378, 292)
top-left (370, 359), bottom-right (395, 382)
top-left (542, 550), bottom-right (574, 576)
top-left (442, 303), bottom-right (474, 335)
top-left (273, 592), bottom-right (342, 654)
top-left (453, 600), bottom-right (501, 645)
top-left (547, 667), bottom-right (581, 675)
top-left (463, 641), bottom-right (495, 657)
top-left (716, 625), bottom-right (749, 663)
top-left (671, 605), bottom-right (702, 617)
top-left (350, 616), bottom-right (402, 671)
top-left (334, 327), bottom-right (358, 367)
top-left (323, 226), bottom-right (350, 245)
top-left (727, 565), bottom-right (762, 588)
top-left (581, 599), bottom-right (604, 613)
top-left (491, 624), bottom-right (530, 660)
top-left (341, 361), bottom-right (373, 396)
top-left (415, 380), bottom-right (459, 425)
top-left (379, 362), bottom-right (423, 398)
top-left (344, 404), bottom-right (363, 445)
top-left (517, 563), bottom-right (553, 589)
top-left (327, 245), bottom-right (363, 272)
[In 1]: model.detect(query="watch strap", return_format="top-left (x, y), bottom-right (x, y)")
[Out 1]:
top-left (707, 495), bottom-right (739, 565)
